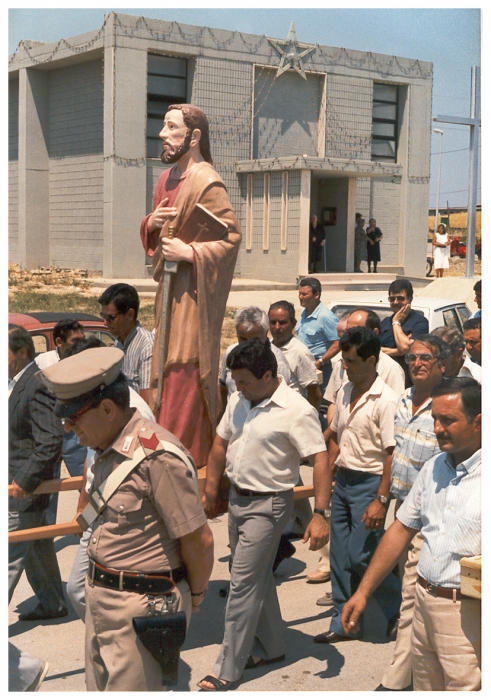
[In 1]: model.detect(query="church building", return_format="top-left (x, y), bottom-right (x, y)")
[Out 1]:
top-left (9, 12), bottom-right (433, 282)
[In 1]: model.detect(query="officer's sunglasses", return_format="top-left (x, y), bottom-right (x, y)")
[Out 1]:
top-left (388, 295), bottom-right (407, 303)
top-left (62, 402), bottom-right (97, 427)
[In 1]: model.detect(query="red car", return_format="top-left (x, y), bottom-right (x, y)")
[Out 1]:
top-left (451, 238), bottom-right (481, 260)
top-left (8, 312), bottom-right (115, 356)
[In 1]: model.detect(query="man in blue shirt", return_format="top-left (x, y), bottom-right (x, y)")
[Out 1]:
top-left (296, 277), bottom-right (339, 389)
top-left (341, 377), bottom-right (481, 691)
top-left (379, 279), bottom-right (429, 387)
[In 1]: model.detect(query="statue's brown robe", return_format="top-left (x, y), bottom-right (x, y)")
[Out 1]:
top-left (141, 162), bottom-right (241, 465)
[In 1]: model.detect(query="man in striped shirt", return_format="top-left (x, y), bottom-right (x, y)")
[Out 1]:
top-left (341, 377), bottom-right (481, 691)
top-left (377, 334), bottom-right (449, 690)
top-left (98, 283), bottom-right (154, 404)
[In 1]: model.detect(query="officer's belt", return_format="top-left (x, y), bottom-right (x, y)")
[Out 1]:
top-left (78, 436), bottom-right (197, 531)
top-left (88, 559), bottom-right (187, 594)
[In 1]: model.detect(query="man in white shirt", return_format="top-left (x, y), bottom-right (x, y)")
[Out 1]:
top-left (324, 309), bottom-right (405, 406)
top-left (460, 317), bottom-right (482, 384)
top-left (314, 327), bottom-right (401, 644)
top-left (269, 300), bottom-right (321, 407)
top-left (35, 319), bottom-right (85, 369)
top-left (218, 306), bottom-right (290, 418)
top-left (199, 340), bottom-right (330, 690)
top-left (308, 309), bottom-right (404, 589)
top-left (341, 377), bottom-right (481, 691)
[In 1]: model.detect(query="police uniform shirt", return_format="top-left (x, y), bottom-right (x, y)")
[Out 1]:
top-left (87, 410), bottom-right (206, 573)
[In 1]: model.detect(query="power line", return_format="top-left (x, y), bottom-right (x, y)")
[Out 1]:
top-left (433, 95), bottom-right (469, 101)
top-left (430, 147), bottom-right (469, 156)
top-left (430, 187), bottom-right (481, 196)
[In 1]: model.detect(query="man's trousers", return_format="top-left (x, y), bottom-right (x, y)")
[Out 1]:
top-left (411, 582), bottom-right (481, 690)
top-left (213, 488), bottom-right (294, 682)
top-left (381, 501), bottom-right (423, 689)
top-left (9, 508), bottom-right (66, 613)
top-left (328, 467), bottom-right (401, 637)
top-left (85, 578), bottom-right (191, 691)
top-left (67, 528), bottom-right (91, 622)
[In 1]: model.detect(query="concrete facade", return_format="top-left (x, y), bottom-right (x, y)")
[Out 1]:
top-left (8, 12), bottom-right (433, 282)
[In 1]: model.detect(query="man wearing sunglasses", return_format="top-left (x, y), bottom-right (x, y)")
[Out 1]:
top-left (98, 283), bottom-right (154, 405)
top-left (379, 279), bottom-right (429, 387)
top-left (376, 334), bottom-right (449, 691)
top-left (39, 347), bottom-right (213, 691)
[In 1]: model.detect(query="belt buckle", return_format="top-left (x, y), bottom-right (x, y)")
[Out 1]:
top-left (426, 581), bottom-right (438, 597)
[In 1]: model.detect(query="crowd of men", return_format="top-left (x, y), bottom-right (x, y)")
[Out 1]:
top-left (8, 275), bottom-right (481, 692)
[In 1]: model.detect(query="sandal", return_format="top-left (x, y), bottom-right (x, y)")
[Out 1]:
top-left (197, 675), bottom-right (238, 691)
top-left (244, 654), bottom-right (285, 669)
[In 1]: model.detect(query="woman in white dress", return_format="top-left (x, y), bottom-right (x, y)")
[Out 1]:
top-left (432, 223), bottom-right (450, 277)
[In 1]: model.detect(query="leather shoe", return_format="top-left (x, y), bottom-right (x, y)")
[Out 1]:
top-left (19, 606), bottom-right (68, 621)
top-left (272, 536), bottom-right (296, 572)
top-left (316, 591), bottom-right (333, 607)
top-left (386, 614), bottom-right (399, 640)
top-left (306, 569), bottom-right (331, 584)
top-left (375, 684), bottom-right (413, 691)
top-left (313, 631), bottom-right (357, 644)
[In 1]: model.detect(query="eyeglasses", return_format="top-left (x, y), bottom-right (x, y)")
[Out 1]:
top-left (388, 295), bottom-right (408, 303)
top-left (404, 353), bottom-right (437, 365)
top-left (100, 311), bottom-right (121, 322)
top-left (62, 402), bottom-right (96, 427)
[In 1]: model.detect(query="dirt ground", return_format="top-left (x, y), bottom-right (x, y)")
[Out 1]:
top-left (426, 254), bottom-right (481, 279)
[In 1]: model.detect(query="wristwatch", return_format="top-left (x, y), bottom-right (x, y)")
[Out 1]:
top-left (375, 494), bottom-right (389, 505)
top-left (392, 321), bottom-right (402, 326)
top-left (314, 508), bottom-right (331, 519)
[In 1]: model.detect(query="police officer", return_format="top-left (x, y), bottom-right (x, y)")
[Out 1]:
top-left (39, 347), bottom-right (214, 691)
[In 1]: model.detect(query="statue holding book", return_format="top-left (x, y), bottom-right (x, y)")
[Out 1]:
top-left (140, 104), bottom-right (241, 467)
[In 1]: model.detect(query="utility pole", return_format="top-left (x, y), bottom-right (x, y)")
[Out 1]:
top-left (433, 66), bottom-right (481, 278)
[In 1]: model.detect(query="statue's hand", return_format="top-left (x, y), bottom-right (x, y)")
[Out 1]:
top-left (160, 236), bottom-right (194, 263)
top-left (148, 198), bottom-right (178, 233)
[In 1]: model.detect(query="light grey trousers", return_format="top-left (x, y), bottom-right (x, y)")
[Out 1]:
top-left (8, 642), bottom-right (45, 691)
top-left (214, 488), bottom-right (294, 682)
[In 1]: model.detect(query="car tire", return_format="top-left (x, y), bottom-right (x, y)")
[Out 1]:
top-left (426, 258), bottom-right (433, 277)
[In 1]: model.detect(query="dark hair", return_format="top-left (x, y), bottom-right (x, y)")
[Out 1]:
top-left (409, 333), bottom-right (450, 366)
top-left (299, 277), bottom-right (322, 296)
top-left (349, 308), bottom-right (381, 331)
top-left (98, 283), bottom-right (140, 318)
top-left (63, 336), bottom-right (104, 358)
top-left (463, 317), bottom-right (481, 333)
top-left (388, 278), bottom-right (413, 299)
top-left (9, 326), bottom-right (35, 361)
top-left (53, 319), bottom-right (83, 343)
top-left (167, 104), bottom-right (212, 165)
top-left (431, 377), bottom-right (481, 423)
top-left (340, 326), bottom-right (381, 363)
top-left (227, 339), bottom-right (277, 379)
top-left (269, 300), bottom-right (296, 324)
top-left (431, 326), bottom-right (465, 355)
top-left (473, 280), bottom-right (481, 294)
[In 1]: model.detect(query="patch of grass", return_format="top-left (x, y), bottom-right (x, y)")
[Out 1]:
top-left (9, 291), bottom-right (238, 346)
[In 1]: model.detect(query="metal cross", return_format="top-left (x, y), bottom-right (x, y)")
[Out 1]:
top-left (433, 66), bottom-right (481, 278)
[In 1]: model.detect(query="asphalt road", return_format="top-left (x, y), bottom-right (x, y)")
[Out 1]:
top-left (8, 465), bottom-right (399, 693)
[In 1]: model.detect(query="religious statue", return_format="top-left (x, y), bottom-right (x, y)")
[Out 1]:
top-left (140, 104), bottom-right (241, 467)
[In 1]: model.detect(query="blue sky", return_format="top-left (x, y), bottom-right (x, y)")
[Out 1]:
top-left (8, 4), bottom-right (482, 208)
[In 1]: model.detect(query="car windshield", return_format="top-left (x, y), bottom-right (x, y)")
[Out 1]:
top-left (329, 304), bottom-right (425, 323)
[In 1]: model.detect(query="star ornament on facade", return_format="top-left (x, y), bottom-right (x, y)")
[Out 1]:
top-left (267, 21), bottom-right (316, 80)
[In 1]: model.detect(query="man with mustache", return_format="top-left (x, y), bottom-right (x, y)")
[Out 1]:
top-left (341, 378), bottom-right (481, 691)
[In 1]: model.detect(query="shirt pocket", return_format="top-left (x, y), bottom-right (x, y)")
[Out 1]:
top-left (107, 491), bottom-right (144, 527)
top-left (449, 515), bottom-right (481, 557)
